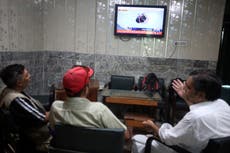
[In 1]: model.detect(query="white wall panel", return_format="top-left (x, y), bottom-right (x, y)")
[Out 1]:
top-left (0, 0), bottom-right (9, 51)
top-left (75, 0), bottom-right (95, 53)
top-left (44, 0), bottom-right (75, 51)
top-left (95, 0), bottom-right (108, 54)
top-left (190, 0), bottom-right (225, 60)
top-left (0, 0), bottom-right (227, 61)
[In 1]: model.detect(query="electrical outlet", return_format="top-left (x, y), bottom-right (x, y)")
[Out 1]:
top-left (174, 40), bottom-right (188, 46)
top-left (75, 61), bottom-right (82, 65)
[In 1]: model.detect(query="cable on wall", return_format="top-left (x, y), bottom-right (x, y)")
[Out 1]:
top-left (119, 36), bottom-right (131, 41)
top-left (169, 45), bottom-right (178, 58)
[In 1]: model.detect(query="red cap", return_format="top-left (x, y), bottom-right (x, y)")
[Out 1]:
top-left (63, 66), bottom-right (94, 94)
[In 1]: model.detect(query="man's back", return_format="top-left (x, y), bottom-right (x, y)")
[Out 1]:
top-left (49, 97), bottom-right (127, 130)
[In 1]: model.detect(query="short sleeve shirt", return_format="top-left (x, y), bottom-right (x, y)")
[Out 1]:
top-left (49, 97), bottom-right (127, 130)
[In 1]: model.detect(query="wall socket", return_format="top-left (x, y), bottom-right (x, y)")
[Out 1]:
top-left (75, 61), bottom-right (82, 65)
top-left (174, 40), bottom-right (188, 46)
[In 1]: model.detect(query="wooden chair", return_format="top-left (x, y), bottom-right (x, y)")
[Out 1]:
top-left (49, 124), bottom-right (125, 153)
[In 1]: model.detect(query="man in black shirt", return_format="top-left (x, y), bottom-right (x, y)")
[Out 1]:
top-left (0, 64), bottom-right (50, 152)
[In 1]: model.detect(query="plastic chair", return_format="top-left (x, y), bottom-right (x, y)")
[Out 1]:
top-left (49, 124), bottom-right (125, 153)
top-left (109, 75), bottom-right (135, 90)
top-left (0, 108), bottom-right (19, 153)
top-left (0, 108), bottom-right (44, 153)
top-left (145, 135), bottom-right (230, 153)
top-left (202, 136), bottom-right (230, 153)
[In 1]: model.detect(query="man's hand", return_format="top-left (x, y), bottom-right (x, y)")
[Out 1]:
top-left (172, 79), bottom-right (185, 99)
top-left (45, 111), bottom-right (50, 121)
top-left (142, 120), bottom-right (159, 136)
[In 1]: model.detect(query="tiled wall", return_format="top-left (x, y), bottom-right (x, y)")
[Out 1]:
top-left (0, 0), bottom-right (226, 61)
top-left (0, 0), bottom-right (223, 97)
top-left (0, 51), bottom-right (216, 96)
top-left (43, 0), bottom-right (225, 61)
top-left (0, 0), bottom-right (43, 51)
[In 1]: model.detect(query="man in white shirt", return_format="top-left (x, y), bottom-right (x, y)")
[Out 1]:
top-left (132, 70), bottom-right (230, 153)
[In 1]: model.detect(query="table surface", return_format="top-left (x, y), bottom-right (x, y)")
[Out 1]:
top-left (101, 89), bottom-right (162, 106)
top-left (101, 89), bottom-right (161, 100)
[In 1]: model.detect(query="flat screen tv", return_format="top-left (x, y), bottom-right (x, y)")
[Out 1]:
top-left (114, 4), bottom-right (167, 38)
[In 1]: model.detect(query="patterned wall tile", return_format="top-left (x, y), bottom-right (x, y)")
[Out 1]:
top-left (0, 51), bottom-right (217, 96)
top-left (0, 0), bottom-right (226, 61)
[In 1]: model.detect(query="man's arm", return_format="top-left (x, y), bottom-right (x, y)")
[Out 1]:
top-left (9, 97), bottom-right (48, 127)
top-left (101, 104), bottom-right (131, 140)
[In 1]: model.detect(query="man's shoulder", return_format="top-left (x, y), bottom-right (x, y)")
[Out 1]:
top-left (91, 101), bottom-right (106, 106)
top-left (0, 88), bottom-right (27, 108)
top-left (89, 101), bottom-right (109, 111)
top-left (53, 100), bottom-right (65, 103)
top-left (51, 100), bottom-right (65, 107)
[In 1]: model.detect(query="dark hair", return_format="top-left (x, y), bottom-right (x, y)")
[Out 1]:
top-left (189, 70), bottom-right (222, 101)
top-left (64, 88), bottom-right (82, 97)
top-left (0, 64), bottom-right (25, 88)
top-left (64, 84), bottom-right (89, 97)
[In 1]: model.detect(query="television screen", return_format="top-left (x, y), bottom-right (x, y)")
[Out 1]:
top-left (114, 4), bottom-right (167, 38)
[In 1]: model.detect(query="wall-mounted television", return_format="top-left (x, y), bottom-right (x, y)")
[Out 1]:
top-left (114, 4), bottom-right (167, 38)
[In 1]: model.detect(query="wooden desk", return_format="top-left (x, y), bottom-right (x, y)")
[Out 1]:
top-left (101, 89), bottom-right (161, 129)
top-left (101, 89), bottom-right (161, 106)
top-left (54, 79), bottom-right (99, 101)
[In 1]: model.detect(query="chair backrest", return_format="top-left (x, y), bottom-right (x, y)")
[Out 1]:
top-left (0, 109), bottom-right (22, 153)
top-left (154, 136), bottom-right (230, 153)
top-left (110, 75), bottom-right (135, 90)
top-left (221, 85), bottom-right (230, 105)
top-left (145, 136), bottom-right (230, 153)
top-left (158, 78), bottom-right (166, 97)
top-left (49, 124), bottom-right (125, 153)
top-left (0, 108), bottom-right (19, 134)
top-left (202, 136), bottom-right (230, 153)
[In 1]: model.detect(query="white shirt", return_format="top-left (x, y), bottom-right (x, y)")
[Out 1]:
top-left (132, 99), bottom-right (230, 153)
top-left (49, 97), bottom-right (127, 130)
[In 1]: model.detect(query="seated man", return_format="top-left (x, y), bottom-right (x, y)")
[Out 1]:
top-left (132, 70), bottom-right (230, 153)
top-left (0, 64), bottom-right (50, 152)
top-left (49, 65), bottom-right (130, 139)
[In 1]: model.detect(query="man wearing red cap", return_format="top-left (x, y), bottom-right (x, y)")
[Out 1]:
top-left (49, 66), bottom-right (129, 138)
